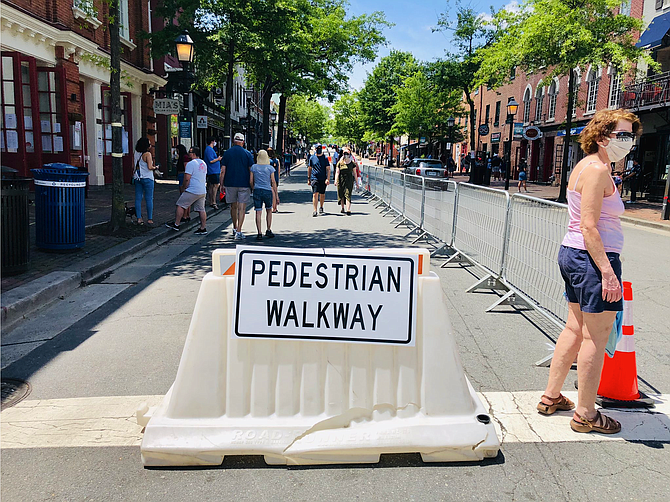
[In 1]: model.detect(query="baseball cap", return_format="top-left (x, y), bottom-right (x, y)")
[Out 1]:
top-left (234, 132), bottom-right (245, 142)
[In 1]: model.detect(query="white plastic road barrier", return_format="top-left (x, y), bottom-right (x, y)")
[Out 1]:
top-left (139, 246), bottom-right (500, 466)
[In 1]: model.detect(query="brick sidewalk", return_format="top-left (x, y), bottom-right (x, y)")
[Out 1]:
top-left (2, 179), bottom-right (193, 294)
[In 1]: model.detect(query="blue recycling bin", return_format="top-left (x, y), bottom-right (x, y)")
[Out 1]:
top-left (31, 164), bottom-right (89, 250)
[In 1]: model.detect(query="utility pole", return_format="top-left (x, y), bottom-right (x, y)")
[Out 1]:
top-left (109, 0), bottom-right (125, 232)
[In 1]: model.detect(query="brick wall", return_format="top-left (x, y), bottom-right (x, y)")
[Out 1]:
top-left (4, 0), bottom-right (151, 70)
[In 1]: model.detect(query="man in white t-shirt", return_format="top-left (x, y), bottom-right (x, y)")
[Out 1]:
top-left (166, 146), bottom-right (208, 234)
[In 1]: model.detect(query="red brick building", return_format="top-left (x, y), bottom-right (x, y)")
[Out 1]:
top-left (464, 0), bottom-right (670, 199)
top-left (1, 0), bottom-right (165, 184)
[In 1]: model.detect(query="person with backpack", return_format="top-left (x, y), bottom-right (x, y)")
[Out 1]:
top-left (133, 137), bottom-right (158, 226)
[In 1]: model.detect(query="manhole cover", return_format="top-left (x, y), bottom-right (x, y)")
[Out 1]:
top-left (1, 379), bottom-right (31, 410)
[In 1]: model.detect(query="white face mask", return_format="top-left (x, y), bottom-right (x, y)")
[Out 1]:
top-left (344, 154), bottom-right (351, 161)
top-left (213, 141), bottom-right (217, 147)
top-left (604, 138), bottom-right (633, 163)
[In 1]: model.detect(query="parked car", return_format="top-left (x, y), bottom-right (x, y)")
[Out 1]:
top-left (403, 158), bottom-right (448, 178)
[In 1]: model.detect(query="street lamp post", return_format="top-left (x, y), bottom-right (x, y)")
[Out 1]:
top-left (270, 110), bottom-right (277, 149)
top-left (174, 31), bottom-right (195, 147)
top-left (447, 115), bottom-right (455, 162)
top-left (504, 97), bottom-right (519, 191)
top-left (244, 87), bottom-right (254, 150)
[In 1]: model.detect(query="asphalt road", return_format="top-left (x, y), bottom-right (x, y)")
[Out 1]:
top-left (2, 165), bottom-right (669, 501)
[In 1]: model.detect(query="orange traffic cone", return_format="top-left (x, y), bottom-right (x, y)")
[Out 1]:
top-left (597, 281), bottom-right (654, 408)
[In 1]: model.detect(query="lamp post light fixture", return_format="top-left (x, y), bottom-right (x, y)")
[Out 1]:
top-left (270, 110), bottom-right (277, 149)
top-left (504, 97), bottom-right (519, 191)
top-left (244, 87), bottom-right (254, 149)
top-left (175, 31), bottom-right (195, 66)
top-left (174, 31), bottom-right (196, 146)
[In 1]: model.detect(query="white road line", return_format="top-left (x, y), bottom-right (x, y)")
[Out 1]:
top-left (1, 392), bottom-right (668, 449)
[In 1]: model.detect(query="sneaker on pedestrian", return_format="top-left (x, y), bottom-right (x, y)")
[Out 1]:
top-left (313, 211), bottom-right (318, 217)
top-left (235, 231), bottom-right (245, 240)
top-left (165, 222), bottom-right (180, 231)
top-left (232, 228), bottom-right (236, 236)
top-left (265, 229), bottom-right (275, 238)
top-left (256, 233), bottom-right (263, 241)
top-left (319, 206), bottom-right (324, 214)
top-left (194, 227), bottom-right (208, 235)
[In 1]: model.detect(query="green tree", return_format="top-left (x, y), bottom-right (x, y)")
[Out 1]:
top-left (332, 93), bottom-right (366, 148)
top-left (359, 51), bottom-right (419, 164)
top-left (392, 68), bottom-right (463, 153)
top-left (433, 5), bottom-right (493, 158)
top-left (286, 95), bottom-right (330, 145)
top-left (477, 0), bottom-right (651, 199)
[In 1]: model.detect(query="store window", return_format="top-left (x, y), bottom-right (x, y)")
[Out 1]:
top-left (535, 86), bottom-right (544, 122)
top-left (523, 86), bottom-right (532, 124)
top-left (119, 0), bottom-right (130, 41)
top-left (1, 56), bottom-right (19, 154)
top-left (494, 101), bottom-right (500, 126)
top-left (586, 67), bottom-right (600, 113)
top-left (548, 79), bottom-right (558, 120)
top-left (608, 72), bottom-right (622, 109)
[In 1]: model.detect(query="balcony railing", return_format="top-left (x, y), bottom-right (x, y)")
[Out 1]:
top-left (621, 71), bottom-right (670, 110)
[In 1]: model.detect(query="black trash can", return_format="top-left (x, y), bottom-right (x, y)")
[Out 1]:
top-left (31, 164), bottom-right (89, 251)
top-left (1, 171), bottom-right (31, 275)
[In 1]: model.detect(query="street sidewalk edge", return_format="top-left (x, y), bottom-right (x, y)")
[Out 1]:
top-left (619, 214), bottom-right (670, 233)
top-left (1, 208), bottom-right (226, 333)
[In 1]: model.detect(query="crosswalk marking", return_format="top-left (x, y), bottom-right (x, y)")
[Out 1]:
top-left (1, 392), bottom-right (668, 449)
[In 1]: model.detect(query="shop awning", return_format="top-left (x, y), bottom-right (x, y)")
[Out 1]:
top-left (636, 12), bottom-right (670, 50)
top-left (556, 126), bottom-right (585, 137)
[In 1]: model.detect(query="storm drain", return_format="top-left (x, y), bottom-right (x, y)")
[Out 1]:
top-left (1, 379), bottom-right (31, 410)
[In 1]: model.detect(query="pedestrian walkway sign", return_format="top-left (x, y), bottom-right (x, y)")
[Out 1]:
top-left (233, 247), bottom-right (417, 345)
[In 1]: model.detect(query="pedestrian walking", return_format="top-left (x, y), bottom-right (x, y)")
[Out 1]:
top-left (623, 158), bottom-right (642, 203)
top-left (250, 149), bottom-right (277, 241)
top-left (491, 153), bottom-right (502, 181)
top-left (204, 136), bottom-right (222, 209)
top-left (165, 146), bottom-right (208, 235)
top-left (267, 147), bottom-right (280, 212)
top-left (335, 147), bottom-right (356, 215)
top-left (518, 163), bottom-right (528, 192)
top-left (174, 144), bottom-right (191, 223)
top-left (308, 144), bottom-right (331, 216)
top-left (283, 150), bottom-right (292, 176)
top-left (133, 137), bottom-right (157, 226)
top-left (538, 108), bottom-right (641, 435)
top-left (222, 132), bottom-right (254, 239)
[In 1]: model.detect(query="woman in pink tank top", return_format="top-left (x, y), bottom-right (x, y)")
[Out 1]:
top-left (538, 109), bottom-right (641, 435)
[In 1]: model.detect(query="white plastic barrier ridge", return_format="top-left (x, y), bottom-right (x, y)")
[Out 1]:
top-left (501, 194), bottom-right (569, 324)
top-left (139, 246), bottom-right (500, 466)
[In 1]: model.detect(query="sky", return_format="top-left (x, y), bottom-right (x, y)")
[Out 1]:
top-left (344, 0), bottom-right (513, 92)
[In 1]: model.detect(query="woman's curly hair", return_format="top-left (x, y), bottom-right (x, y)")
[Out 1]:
top-left (579, 109), bottom-right (642, 154)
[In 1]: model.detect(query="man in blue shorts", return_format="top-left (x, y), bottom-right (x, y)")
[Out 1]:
top-left (308, 144), bottom-right (331, 217)
top-left (222, 132), bottom-right (254, 239)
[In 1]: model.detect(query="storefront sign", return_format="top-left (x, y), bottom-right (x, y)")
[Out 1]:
top-left (478, 124), bottom-right (490, 136)
top-left (491, 132), bottom-right (501, 144)
top-left (179, 121), bottom-right (191, 138)
top-left (523, 126), bottom-right (542, 140)
top-left (556, 126), bottom-right (585, 137)
top-left (513, 123), bottom-right (524, 139)
top-left (196, 115), bottom-right (208, 129)
top-left (233, 247), bottom-right (418, 346)
top-left (153, 98), bottom-right (181, 115)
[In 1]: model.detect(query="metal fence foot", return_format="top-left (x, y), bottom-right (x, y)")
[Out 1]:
top-left (429, 243), bottom-right (449, 257)
top-left (410, 231), bottom-right (427, 244)
top-left (466, 275), bottom-right (508, 294)
top-left (535, 353), bottom-right (554, 367)
top-left (440, 251), bottom-right (465, 267)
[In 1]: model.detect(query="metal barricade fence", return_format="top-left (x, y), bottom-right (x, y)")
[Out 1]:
top-left (369, 167), bottom-right (380, 199)
top-left (422, 179), bottom-right (457, 247)
top-left (360, 165), bottom-right (371, 194)
top-left (404, 174), bottom-right (424, 229)
top-left (382, 169), bottom-right (393, 206)
top-left (501, 194), bottom-right (569, 325)
top-left (390, 170), bottom-right (404, 214)
top-left (451, 183), bottom-right (510, 277)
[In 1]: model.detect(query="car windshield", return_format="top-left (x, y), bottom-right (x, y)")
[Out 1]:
top-left (414, 160), bottom-right (442, 168)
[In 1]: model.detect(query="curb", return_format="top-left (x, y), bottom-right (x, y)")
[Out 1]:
top-left (1, 207), bottom-right (227, 332)
top-left (620, 215), bottom-right (670, 233)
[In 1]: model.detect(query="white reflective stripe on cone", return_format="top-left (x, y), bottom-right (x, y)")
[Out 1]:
top-left (616, 334), bottom-right (635, 353)
top-left (623, 300), bottom-right (633, 326)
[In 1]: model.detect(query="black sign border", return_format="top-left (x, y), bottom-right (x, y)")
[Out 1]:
top-left (234, 249), bottom-right (416, 345)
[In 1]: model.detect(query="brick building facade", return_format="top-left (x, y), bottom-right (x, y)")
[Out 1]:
top-left (1, 0), bottom-right (165, 184)
top-left (463, 0), bottom-right (670, 199)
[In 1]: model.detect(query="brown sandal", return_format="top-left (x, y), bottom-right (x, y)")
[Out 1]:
top-left (537, 394), bottom-right (575, 415)
top-left (570, 410), bottom-right (621, 434)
